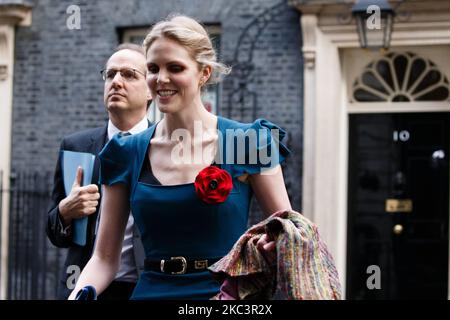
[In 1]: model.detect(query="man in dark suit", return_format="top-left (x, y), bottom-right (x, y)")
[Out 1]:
top-left (46, 43), bottom-right (151, 300)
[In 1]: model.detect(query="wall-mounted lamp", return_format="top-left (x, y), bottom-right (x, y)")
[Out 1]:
top-left (352, 0), bottom-right (395, 50)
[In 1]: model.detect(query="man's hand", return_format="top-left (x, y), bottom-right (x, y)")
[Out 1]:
top-left (58, 167), bottom-right (100, 227)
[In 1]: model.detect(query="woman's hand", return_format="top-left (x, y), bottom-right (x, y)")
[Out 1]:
top-left (256, 233), bottom-right (276, 266)
top-left (249, 165), bottom-right (291, 267)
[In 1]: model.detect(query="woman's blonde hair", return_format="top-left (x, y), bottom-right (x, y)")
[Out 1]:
top-left (143, 14), bottom-right (231, 85)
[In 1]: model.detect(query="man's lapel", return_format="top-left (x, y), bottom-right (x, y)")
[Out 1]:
top-left (88, 124), bottom-right (108, 185)
top-left (86, 124), bottom-right (107, 243)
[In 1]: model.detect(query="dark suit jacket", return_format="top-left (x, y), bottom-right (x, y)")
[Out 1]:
top-left (46, 124), bottom-right (145, 299)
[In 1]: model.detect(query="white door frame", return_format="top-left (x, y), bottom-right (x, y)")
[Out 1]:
top-left (289, 0), bottom-right (450, 297)
top-left (0, 4), bottom-right (32, 300)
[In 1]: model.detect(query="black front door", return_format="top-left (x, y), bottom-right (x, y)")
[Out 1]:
top-left (347, 112), bottom-right (449, 299)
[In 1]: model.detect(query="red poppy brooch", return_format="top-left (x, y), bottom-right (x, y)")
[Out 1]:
top-left (194, 166), bottom-right (233, 204)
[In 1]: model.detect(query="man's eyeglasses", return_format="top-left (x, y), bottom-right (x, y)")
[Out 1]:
top-left (100, 68), bottom-right (146, 81)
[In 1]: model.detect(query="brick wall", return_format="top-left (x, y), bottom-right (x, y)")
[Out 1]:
top-left (11, 0), bottom-right (303, 212)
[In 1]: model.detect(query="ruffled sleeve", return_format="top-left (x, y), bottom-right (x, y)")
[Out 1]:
top-left (98, 134), bottom-right (135, 186)
top-left (223, 118), bottom-right (291, 179)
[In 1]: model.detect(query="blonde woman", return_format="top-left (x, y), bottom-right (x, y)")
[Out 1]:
top-left (69, 14), bottom-right (291, 300)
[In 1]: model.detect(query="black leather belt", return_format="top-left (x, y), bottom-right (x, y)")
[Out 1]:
top-left (144, 256), bottom-right (221, 275)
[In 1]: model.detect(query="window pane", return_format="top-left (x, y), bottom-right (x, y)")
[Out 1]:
top-left (416, 87), bottom-right (449, 101)
top-left (362, 71), bottom-right (389, 95)
top-left (352, 52), bottom-right (450, 103)
top-left (394, 54), bottom-right (408, 89)
top-left (354, 89), bottom-right (385, 102)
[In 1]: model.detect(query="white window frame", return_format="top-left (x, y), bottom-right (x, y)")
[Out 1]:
top-left (345, 46), bottom-right (450, 113)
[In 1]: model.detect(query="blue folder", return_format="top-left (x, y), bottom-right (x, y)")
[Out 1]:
top-left (60, 150), bottom-right (96, 246)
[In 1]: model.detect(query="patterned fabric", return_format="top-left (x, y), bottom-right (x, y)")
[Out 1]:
top-left (98, 117), bottom-right (291, 299)
top-left (208, 210), bottom-right (342, 300)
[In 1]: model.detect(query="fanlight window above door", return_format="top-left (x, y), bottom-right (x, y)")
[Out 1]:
top-left (353, 52), bottom-right (450, 102)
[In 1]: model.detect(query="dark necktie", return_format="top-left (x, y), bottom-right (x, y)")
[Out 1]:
top-left (118, 131), bottom-right (131, 137)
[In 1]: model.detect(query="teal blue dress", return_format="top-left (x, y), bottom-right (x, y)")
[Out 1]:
top-left (98, 116), bottom-right (290, 300)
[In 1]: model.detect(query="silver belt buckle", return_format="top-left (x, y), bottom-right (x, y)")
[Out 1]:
top-left (161, 256), bottom-right (187, 275)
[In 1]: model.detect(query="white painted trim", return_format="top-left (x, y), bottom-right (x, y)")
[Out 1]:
top-left (0, 3), bottom-right (31, 300)
top-left (296, 2), bottom-right (450, 298)
top-left (0, 24), bottom-right (14, 301)
top-left (0, 4), bottom-right (32, 26)
top-left (301, 14), bottom-right (349, 296)
top-left (300, 14), bottom-right (317, 222)
top-left (121, 27), bottom-right (149, 43)
top-left (348, 102), bottom-right (450, 114)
